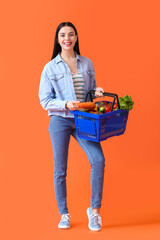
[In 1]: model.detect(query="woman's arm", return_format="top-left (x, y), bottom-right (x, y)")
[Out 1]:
top-left (39, 69), bottom-right (68, 112)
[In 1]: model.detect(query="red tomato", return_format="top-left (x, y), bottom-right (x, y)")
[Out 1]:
top-left (113, 103), bottom-right (118, 109)
top-left (105, 105), bottom-right (111, 113)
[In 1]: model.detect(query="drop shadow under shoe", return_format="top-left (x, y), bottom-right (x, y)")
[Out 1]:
top-left (87, 207), bottom-right (102, 231)
top-left (58, 213), bottom-right (71, 229)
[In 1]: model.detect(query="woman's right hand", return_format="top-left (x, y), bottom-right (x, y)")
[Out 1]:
top-left (65, 101), bottom-right (80, 110)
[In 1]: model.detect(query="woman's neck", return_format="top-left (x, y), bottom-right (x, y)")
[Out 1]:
top-left (60, 50), bottom-right (76, 61)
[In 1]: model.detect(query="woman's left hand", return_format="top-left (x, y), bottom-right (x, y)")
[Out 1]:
top-left (95, 87), bottom-right (104, 98)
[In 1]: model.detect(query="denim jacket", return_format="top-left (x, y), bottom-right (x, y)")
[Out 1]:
top-left (38, 52), bottom-right (97, 117)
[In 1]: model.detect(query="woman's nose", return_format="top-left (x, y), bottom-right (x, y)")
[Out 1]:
top-left (65, 35), bottom-right (70, 40)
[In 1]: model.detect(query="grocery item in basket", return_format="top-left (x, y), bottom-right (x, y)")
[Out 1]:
top-left (75, 102), bottom-right (96, 110)
top-left (119, 95), bottom-right (134, 110)
top-left (95, 101), bottom-right (107, 108)
top-left (99, 107), bottom-right (105, 113)
top-left (78, 108), bottom-right (103, 114)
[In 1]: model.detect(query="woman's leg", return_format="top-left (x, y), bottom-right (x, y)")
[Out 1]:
top-left (48, 116), bottom-right (74, 215)
top-left (71, 129), bottom-right (105, 209)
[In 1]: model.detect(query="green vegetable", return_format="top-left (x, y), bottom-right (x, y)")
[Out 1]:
top-left (119, 95), bottom-right (134, 110)
top-left (99, 106), bottom-right (105, 113)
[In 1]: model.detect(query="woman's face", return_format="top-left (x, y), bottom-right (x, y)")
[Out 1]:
top-left (57, 26), bottom-right (77, 51)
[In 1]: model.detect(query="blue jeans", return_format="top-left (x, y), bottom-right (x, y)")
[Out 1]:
top-left (48, 115), bottom-right (105, 215)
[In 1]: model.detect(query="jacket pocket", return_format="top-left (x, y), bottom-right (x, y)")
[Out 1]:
top-left (50, 73), bottom-right (65, 92)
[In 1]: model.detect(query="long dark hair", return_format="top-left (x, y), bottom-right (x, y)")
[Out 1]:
top-left (51, 22), bottom-right (80, 60)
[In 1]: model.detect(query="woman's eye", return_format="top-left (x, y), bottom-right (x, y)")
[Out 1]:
top-left (60, 33), bottom-right (74, 37)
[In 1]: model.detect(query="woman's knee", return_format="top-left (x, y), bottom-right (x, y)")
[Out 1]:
top-left (91, 156), bottom-right (105, 169)
top-left (54, 167), bottom-right (67, 179)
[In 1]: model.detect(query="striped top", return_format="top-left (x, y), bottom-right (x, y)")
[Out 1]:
top-left (72, 72), bottom-right (85, 102)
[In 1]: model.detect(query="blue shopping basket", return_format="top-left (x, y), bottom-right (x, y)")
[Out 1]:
top-left (71, 90), bottom-right (129, 142)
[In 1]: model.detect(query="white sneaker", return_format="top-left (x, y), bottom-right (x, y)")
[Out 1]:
top-left (87, 207), bottom-right (102, 231)
top-left (58, 213), bottom-right (71, 229)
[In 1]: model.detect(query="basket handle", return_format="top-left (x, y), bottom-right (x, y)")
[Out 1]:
top-left (85, 90), bottom-right (120, 111)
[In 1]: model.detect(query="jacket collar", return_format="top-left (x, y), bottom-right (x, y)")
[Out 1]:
top-left (55, 52), bottom-right (81, 64)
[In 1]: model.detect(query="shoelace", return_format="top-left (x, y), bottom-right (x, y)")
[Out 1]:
top-left (61, 213), bottom-right (71, 222)
top-left (90, 213), bottom-right (102, 226)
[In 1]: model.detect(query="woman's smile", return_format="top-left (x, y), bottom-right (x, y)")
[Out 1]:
top-left (64, 42), bottom-right (72, 46)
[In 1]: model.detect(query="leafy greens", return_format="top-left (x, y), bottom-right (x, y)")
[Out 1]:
top-left (119, 95), bottom-right (134, 110)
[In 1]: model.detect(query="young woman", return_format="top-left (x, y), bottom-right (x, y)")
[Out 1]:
top-left (39, 22), bottom-right (105, 231)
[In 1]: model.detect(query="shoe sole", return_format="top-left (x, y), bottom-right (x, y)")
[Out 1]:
top-left (87, 208), bottom-right (101, 231)
top-left (58, 225), bottom-right (70, 229)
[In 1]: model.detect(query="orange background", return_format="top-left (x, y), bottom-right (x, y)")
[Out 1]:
top-left (1, 0), bottom-right (160, 239)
